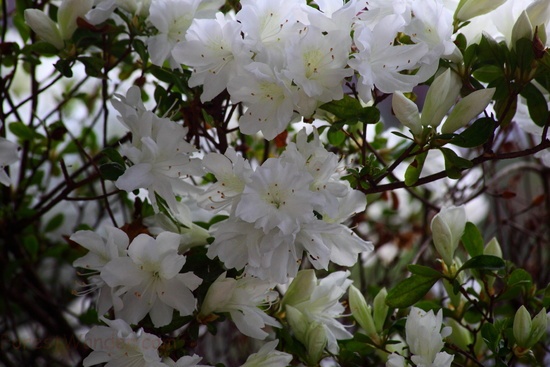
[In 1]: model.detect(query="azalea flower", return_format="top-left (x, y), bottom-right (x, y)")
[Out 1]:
top-left (83, 317), bottom-right (166, 367)
top-left (172, 13), bottom-right (251, 102)
top-left (227, 62), bottom-right (298, 140)
top-left (71, 226), bottom-right (129, 315)
top-left (349, 14), bottom-right (428, 102)
top-left (405, 307), bottom-right (453, 367)
top-left (199, 272), bottom-right (281, 339)
top-left (101, 232), bottom-right (202, 327)
top-left (281, 270), bottom-right (353, 355)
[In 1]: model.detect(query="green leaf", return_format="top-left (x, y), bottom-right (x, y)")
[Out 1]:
top-left (78, 56), bottom-right (104, 78)
top-left (54, 59), bottom-right (74, 78)
top-left (481, 323), bottom-right (500, 353)
top-left (23, 235), bottom-right (39, 259)
top-left (404, 151), bottom-right (427, 186)
top-left (327, 127), bottom-right (346, 146)
top-left (440, 147), bottom-right (473, 179)
top-left (44, 213), bottom-right (64, 233)
top-left (320, 95), bottom-right (363, 120)
top-left (514, 38), bottom-right (535, 75)
top-left (450, 117), bottom-right (494, 148)
top-left (494, 95), bottom-right (517, 127)
top-left (507, 269), bottom-right (533, 288)
top-left (358, 106), bottom-right (380, 125)
top-left (520, 83), bottom-right (549, 127)
top-left (407, 264), bottom-right (443, 279)
top-left (473, 65), bottom-right (504, 83)
top-left (9, 121), bottom-right (35, 141)
top-left (459, 255), bottom-right (505, 272)
top-left (99, 162), bottom-right (125, 181)
top-left (461, 222), bottom-right (484, 257)
top-left (102, 147), bottom-right (125, 166)
top-left (385, 274), bottom-right (439, 308)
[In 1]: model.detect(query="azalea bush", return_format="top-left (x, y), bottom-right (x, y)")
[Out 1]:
top-left (1, 0), bottom-right (550, 366)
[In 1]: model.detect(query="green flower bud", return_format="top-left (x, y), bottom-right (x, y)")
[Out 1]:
top-left (513, 306), bottom-right (532, 348)
top-left (349, 285), bottom-right (377, 338)
top-left (373, 288), bottom-right (389, 333)
top-left (455, 0), bottom-right (507, 22)
top-left (305, 322), bottom-right (328, 365)
top-left (527, 308), bottom-right (547, 348)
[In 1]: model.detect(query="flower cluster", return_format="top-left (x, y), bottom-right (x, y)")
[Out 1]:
top-left (203, 129), bottom-right (372, 283)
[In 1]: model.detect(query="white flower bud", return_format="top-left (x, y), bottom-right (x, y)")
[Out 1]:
top-left (441, 88), bottom-right (495, 134)
top-left (421, 69), bottom-right (461, 130)
top-left (23, 9), bottom-right (63, 49)
top-left (513, 306), bottom-right (532, 348)
top-left (392, 92), bottom-right (422, 136)
top-left (431, 205), bottom-right (466, 268)
top-left (57, 0), bottom-right (94, 40)
top-left (349, 285), bottom-right (377, 338)
top-left (455, 0), bottom-right (507, 22)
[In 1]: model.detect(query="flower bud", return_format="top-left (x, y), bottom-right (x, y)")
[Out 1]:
top-left (24, 9), bottom-right (64, 49)
top-left (431, 205), bottom-right (466, 268)
top-left (57, 0), bottom-right (94, 40)
top-left (528, 308), bottom-right (548, 348)
top-left (373, 288), bottom-right (389, 333)
top-left (441, 88), bottom-right (495, 134)
top-left (285, 305), bottom-right (308, 342)
top-left (511, 11), bottom-right (533, 48)
top-left (349, 285), bottom-right (377, 338)
top-left (513, 306), bottom-right (532, 348)
top-left (446, 318), bottom-right (472, 350)
top-left (392, 92), bottom-right (422, 136)
top-left (305, 322), bottom-right (328, 365)
top-left (420, 69), bottom-right (461, 130)
top-left (281, 270), bottom-right (316, 307)
top-left (454, 0), bottom-right (507, 22)
top-left (483, 237), bottom-right (502, 293)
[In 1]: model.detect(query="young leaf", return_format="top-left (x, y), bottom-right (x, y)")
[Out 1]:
top-left (461, 222), bottom-right (484, 257)
top-left (407, 264), bottom-right (443, 278)
top-left (405, 151), bottom-right (428, 186)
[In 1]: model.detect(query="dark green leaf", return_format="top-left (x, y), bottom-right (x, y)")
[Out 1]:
top-left (404, 151), bottom-right (427, 186)
top-left (440, 147), bottom-right (473, 179)
top-left (459, 255), bottom-right (505, 272)
top-left (102, 147), bottom-right (125, 166)
top-left (54, 59), bottom-right (73, 78)
top-left (494, 94), bottom-right (518, 127)
top-left (481, 323), bottom-right (500, 353)
top-left (358, 106), bottom-right (380, 125)
top-left (450, 117), bottom-right (494, 148)
top-left (514, 38), bottom-right (535, 75)
top-left (385, 274), bottom-right (439, 308)
top-left (44, 213), bottom-right (64, 233)
top-left (473, 65), bottom-right (504, 83)
top-left (23, 235), bottom-right (39, 259)
top-left (9, 121), bottom-right (35, 140)
top-left (78, 56), bottom-right (104, 78)
top-left (520, 83), bottom-right (549, 127)
top-left (461, 222), bottom-right (484, 257)
top-left (407, 264), bottom-right (442, 279)
top-left (99, 162), bottom-right (125, 181)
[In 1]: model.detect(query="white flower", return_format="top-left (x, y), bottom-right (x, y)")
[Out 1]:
top-left (283, 27), bottom-right (353, 103)
top-left (431, 205), bottom-right (466, 267)
top-left (197, 147), bottom-right (253, 212)
top-left (172, 13), bottom-right (251, 102)
top-left (235, 158), bottom-right (320, 235)
top-left (386, 353), bottom-right (407, 367)
top-left (113, 87), bottom-right (202, 212)
top-left (405, 307), bottom-right (453, 367)
top-left (199, 272), bottom-right (281, 339)
top-left (101, 232), bottom-right (202, 327)
top-left (0, 137), bottom-right (19, 186)
top-left (239, 340), bottom-right (292, 367)
top-left (281, 270), bottom-right (353, 354)
top-left (87, 0), bottom-right (152, 25)
top-left (147, 0), bottom-right (201, 68)
top-left (227, 62), bottom-right (298, 140)
top-left (83, 317), bottom-right (165, 367)
top-left (349, 15), bottom-right (428, 102)
top-left (71, 226), bottom-right (128, 314)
